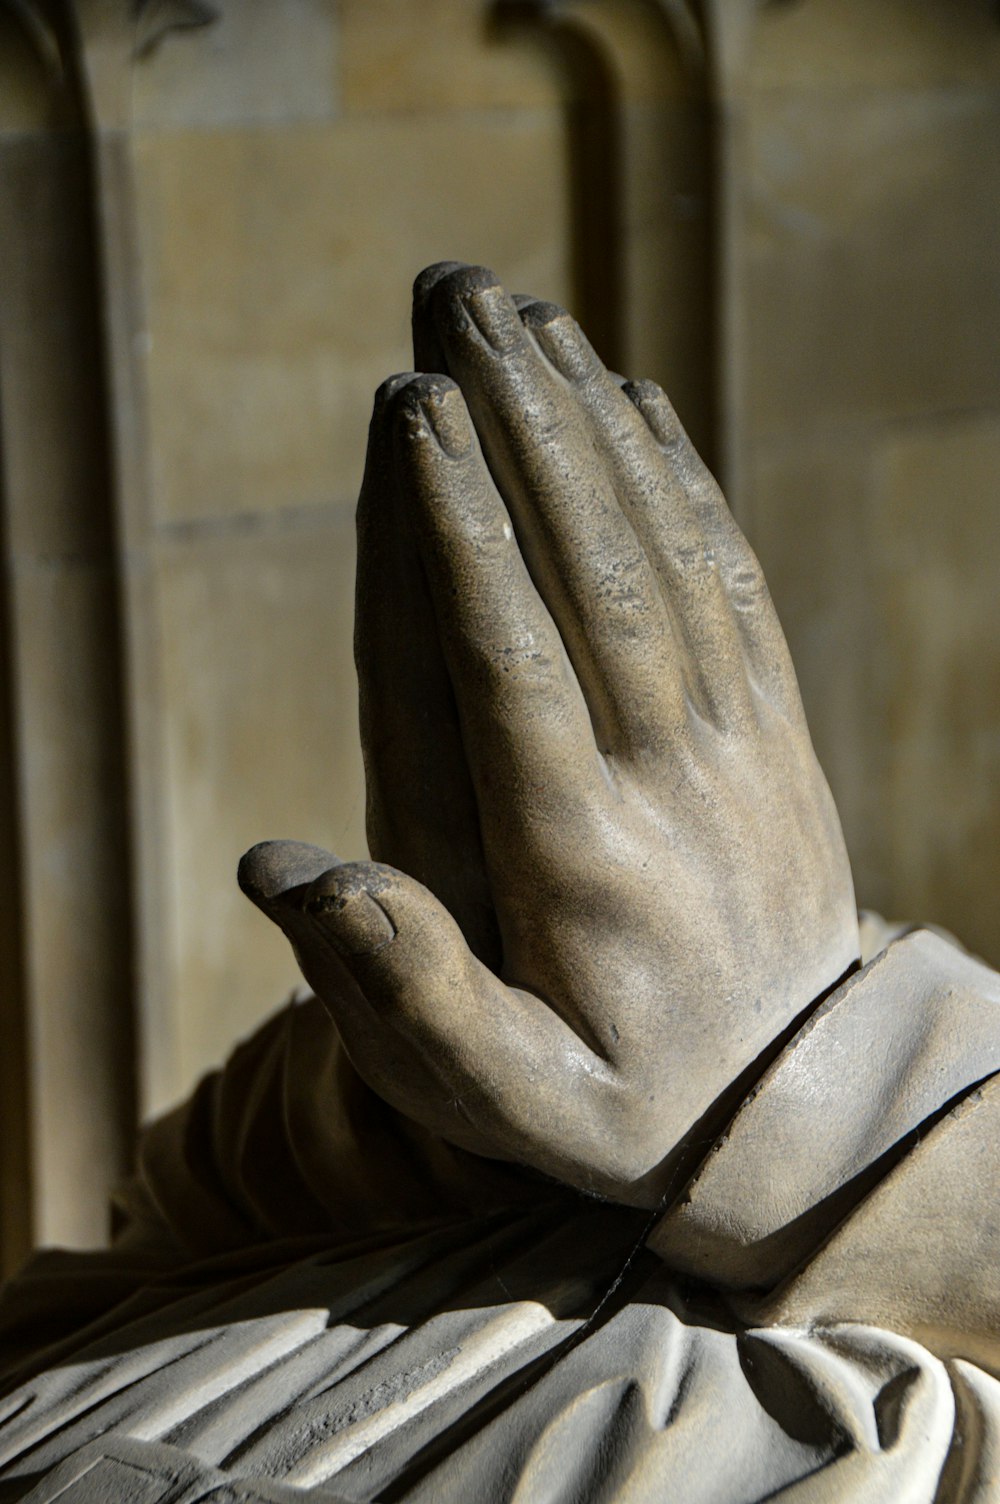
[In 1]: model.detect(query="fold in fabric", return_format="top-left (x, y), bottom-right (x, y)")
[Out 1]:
top-left (2, 927), bottom-right (1000, 1500)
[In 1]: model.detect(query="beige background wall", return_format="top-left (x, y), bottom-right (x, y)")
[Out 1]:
top-left (129, 0), bottom-right (574, 1113)
top-left (744, 0), bottom-right (1000, 968)
top-left (0, 0), bottom-right (996, 1268)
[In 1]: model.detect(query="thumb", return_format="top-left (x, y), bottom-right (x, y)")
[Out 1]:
top-left (237, 838), bottom-right (341, 917)
top-left (239, 847), bottom-right (486, 1121)
top-left (300, 863), bottom-right (612, 1192)
top-left (296, 862), bottom-right (520, 1143)
top-left (298, 860), bottom-right (480, 1035)
top-left (247, 855), bottom-right (606, 1190)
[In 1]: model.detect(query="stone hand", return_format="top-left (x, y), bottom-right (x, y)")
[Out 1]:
top-left (241, 264), bottom-right (859, 1206)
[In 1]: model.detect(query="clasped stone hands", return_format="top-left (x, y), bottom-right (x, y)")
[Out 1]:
top-left (239, 263), bottom-right (859, 1208)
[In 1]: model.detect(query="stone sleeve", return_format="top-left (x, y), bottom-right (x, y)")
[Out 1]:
top-left (648, 929), bottom-right (1000, 1358)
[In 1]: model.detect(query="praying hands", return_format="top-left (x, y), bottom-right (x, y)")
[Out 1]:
top-left (239, 263), bottom-right (859, 1207)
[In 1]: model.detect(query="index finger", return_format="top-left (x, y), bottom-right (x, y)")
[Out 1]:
top-left (390, 374), bottom-right (605, 862)
top-left (357, 375), bottom-right (500, 965)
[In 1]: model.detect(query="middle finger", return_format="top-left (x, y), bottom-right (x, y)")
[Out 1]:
top-left (425, 263), bottom-right (684, 757)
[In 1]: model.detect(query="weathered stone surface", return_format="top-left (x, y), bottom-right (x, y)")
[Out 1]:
top-left (4, 927), bottom-right (1000, 1500)
top-left (238, 262), bottom-right (859, 1207)
top-left (3, 1093), bottom-right (1000, 1504)
top-left (758, 1070), bottom-right (1000, 1374)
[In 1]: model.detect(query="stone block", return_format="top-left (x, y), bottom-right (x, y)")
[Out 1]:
top-left (746, 438), bottom-right (886, 907)
top-left (154, 511), bottom-right (366, 1090)
top-left (134, 114), bottom-right (570, 525)
top-left (745, 87), bottom-right (1000, 437)
top-left (130, 0), bottom-right (337, 130)
top-left (12, 561), bottom-right (133, 1249)
top-left (748, 418), bottom-right (1000, 969)
top-left (874, 414), bottom-right (1000, 967)
top-left (338, 0), bottom-right (562, 113)
top-left (751, 0), bottom-right (1000, 94)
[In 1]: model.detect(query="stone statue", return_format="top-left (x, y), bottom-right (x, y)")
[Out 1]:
top-left (1, 264), bottom-right (999, 1503)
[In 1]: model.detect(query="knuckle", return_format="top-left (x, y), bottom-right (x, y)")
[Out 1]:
top-left (727, 559), bottom-right (770, 612)
top-left (480, 636), bottom-right (559, 689)
top-left (591, 555), bottom-right (664, 637)
top-left (684, 469), bottom-right (725, 511)
top-left (627, 377), bottom-right (662, 403)
top-left (535, 413), bottom-right (573, 445)
top-left (625, 378), bottom-right (680, 439)
top-left (595, 549), bottom-right (651, 599)
top-left (673, 541), bottom-right (719, 582)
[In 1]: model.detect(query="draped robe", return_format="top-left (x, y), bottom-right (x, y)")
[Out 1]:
top-left (2, 916), bottom-right (1000, 1502)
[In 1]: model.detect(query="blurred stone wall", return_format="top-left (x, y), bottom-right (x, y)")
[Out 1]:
top-left (0, 0), bottom-right (996, 1267)
top-left (743, 0), bottom-right (1000, 967)
top-left (125, 0), bottom-right (575, 1116)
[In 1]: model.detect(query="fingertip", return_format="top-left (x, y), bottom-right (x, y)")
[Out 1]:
top-left (421, 264), bottom-right (521, 357)
top-left (372, 372), bottom-right (423, 420)
top-left (517, 298), bottom-right (567, 329)
top-left (412, 260), bottom-right (470, 310)
top-left (305, 862), bottom-right (399, 959)
top-left (413, 262), bottom-right (468, 373)
top-left (392, 373), bottom-right (472, 461)
top-left (366, 376), bottom-right (424, 476)
top-left (428, 263), bottom-right (502, 300)
top-left (391, 371), bottom-right (459, 413)
top-left (413, 263), bottom-right (507, 371)
top-left (623, 378), bottom-right (684, 450)
top-left (238, 840), bottom-right (341, 911)
top-left (515, 299), bottom-right (604, 387)
top-left (303, 862), bottom-right (473, 989)
top-left (420, 386), bottom-right (473, 459)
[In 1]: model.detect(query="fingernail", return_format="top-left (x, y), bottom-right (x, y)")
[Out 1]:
top-left (419, 386), bottom-right (472, 458)
top-left (238, 840), bottom-right (340, 908)
top-left (413, 260), bottom-right (467, 311)
top-left (373, 372), bottom-right (421, 420)
top-left (412, 263), bottom-right (464, 373)
top-left (521, 303), bottom-right (599, 385)
top-left (461, 284), bottom-right (520, 353)
top-left (307, 886), bottom-right (396, 957)
top-left (627, 379), bottom-right (682, 448)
